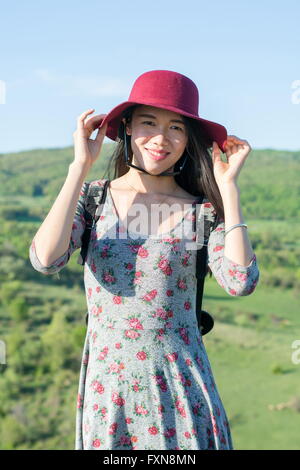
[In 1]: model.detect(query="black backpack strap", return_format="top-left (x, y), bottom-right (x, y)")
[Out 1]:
top-left (194, 196), bottom-right (218, 335)
top-left (77, 179), bottom-right (110, 266)
top-left (77, 179), bottom-right (110, 327)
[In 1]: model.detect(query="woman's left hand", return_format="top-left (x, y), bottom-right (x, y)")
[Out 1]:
top-left (211, 135), bottom-right (252, 187)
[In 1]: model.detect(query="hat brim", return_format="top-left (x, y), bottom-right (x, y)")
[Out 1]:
top-left (99, 100), bottom-right (228, 153)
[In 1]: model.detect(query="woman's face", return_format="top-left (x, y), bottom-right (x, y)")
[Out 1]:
top-left (123, 105), bottom-right (188, 175)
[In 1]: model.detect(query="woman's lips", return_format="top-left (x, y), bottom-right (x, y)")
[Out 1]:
top-left (145, 148), bottom-right (170, 160)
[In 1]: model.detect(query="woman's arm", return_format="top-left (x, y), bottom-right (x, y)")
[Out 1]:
top-left (207, 209), bottom-right (259, 297)
top-left (220, 182), bottom-right (254, 267)
top-left (31, 162), bottom-right (90, 266)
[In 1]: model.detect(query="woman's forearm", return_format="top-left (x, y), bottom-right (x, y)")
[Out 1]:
top-left (32, 161), bottom-right (90, 267)
top-left (219, 182), bottom-right (255, 267)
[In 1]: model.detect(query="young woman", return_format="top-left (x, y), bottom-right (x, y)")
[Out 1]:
top-left (29, 70), bottom-right (259, 450)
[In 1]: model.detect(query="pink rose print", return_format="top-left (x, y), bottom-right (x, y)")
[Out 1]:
top-left (175, 399), bottom-right (186, 417)
top-left (128, 318), bottom-right (144, 329)
top-left (136, 351), bottom-right (147, 360)
top-left (213, 245), bottom-right (224, 253)
top-left (109, 361), bottom-right (125, 374)
top-left (92, 331), bottom-right (98, 344)
top-left (162, 237), bottom-right (178, 245)
top-left (163, 428), bottom-right (176, 438)
top-left (137, 246), bottom-right (149, 258)
top-left (92, 439), bottom-right (101, 448)
top-left (108, 422), bottom-right (118, 435)
top-left (177, 278), bottom-right (187, 290)
top-left (184, 301), bottom-right (191, 310)
top-left (135, 404), bottom-right (149, 416)
top-left (154, 307), bottom-right (172, 320)
top-left (129, 242), bottom-right (143, 254)
top-left (148, 426), bottom-right (159, 435)
top-left (98, 346), bottom-right (108, 361)
top-left (132, 270), bottom-right (144, 286)
top-left (153, 373), bottom-right (168, 392)
top-left (142, 289), bottom-right (158, 302)
top-left (178, 327), bottom-right (190, 345)
top-left (236, 272), bottom-right (247, 282)
top-left (112, 392), bottom-right (125, 406)
top-left (124, 329), bottom-right (141, 340)
top-left (91, 380), bottom-right (105, 394)
top-left (102, 270), bottom-right (116, 284)
top-left (165, 352), bottom-right (178, 362)
top-left (113, 295), bottom-right (122, 304)
top-left (166, 289), bottom-right (173, 296)
top-left (157, 256), bottom-right (173, 276)
top-left (92, 305), bottom-right (102, 319)
top-left (182, 253), bottom-right (191, 266)
top-left (120, 435), bottom-right (132, 446)
top-left (158, 258), bottom-right (168, 269)
top-left (155, 328), bottom-right (167, 342)
top-left (100, 249), bottom-right (109, 259)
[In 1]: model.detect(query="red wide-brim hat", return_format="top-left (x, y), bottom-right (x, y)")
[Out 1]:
top-left (99, 70), bottom-right (228, 153)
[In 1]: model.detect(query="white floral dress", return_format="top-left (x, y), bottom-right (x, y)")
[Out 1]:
top-left (29, 178), bottom-right (260, 450)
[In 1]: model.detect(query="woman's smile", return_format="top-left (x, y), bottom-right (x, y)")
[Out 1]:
top-left (145, 148), bottom-right (170, 160)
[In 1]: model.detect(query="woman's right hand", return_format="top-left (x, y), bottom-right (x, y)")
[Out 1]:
top-left (72, 109), bottom-right (108, 169)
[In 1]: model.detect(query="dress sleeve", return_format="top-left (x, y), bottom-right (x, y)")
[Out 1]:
top-left (28, 181), bottom-right (89, 276)
top-left (206, 204), bottom-right (260, 296)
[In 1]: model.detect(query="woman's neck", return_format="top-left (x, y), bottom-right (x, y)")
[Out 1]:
top-left (124, 168), bottom-right (178, 195)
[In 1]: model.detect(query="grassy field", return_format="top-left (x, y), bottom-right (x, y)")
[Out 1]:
top-left (202, 276), bottom-right (300, 450)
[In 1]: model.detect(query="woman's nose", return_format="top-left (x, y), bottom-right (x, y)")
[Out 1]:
top-left (151, 131), bottom-right (170, 144)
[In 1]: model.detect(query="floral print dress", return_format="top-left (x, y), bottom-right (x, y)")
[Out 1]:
top-left (29, 178), bottom-right (259, 451)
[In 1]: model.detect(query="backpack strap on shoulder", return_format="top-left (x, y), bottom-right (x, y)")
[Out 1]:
top-left (77, 179), bottom-right (110, 266)
top-left (195, 195), bottom-right (218, 335)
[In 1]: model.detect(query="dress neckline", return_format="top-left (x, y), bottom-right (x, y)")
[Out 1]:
top-left (106, 184), bottom-right (199, 238)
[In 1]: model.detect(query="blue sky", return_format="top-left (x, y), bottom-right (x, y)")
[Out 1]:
top-left (0, 0), bottom-right (299, 154)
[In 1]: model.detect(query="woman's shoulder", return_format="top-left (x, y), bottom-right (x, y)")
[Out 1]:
top-left (85, 178), bottom-right (110, 188)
